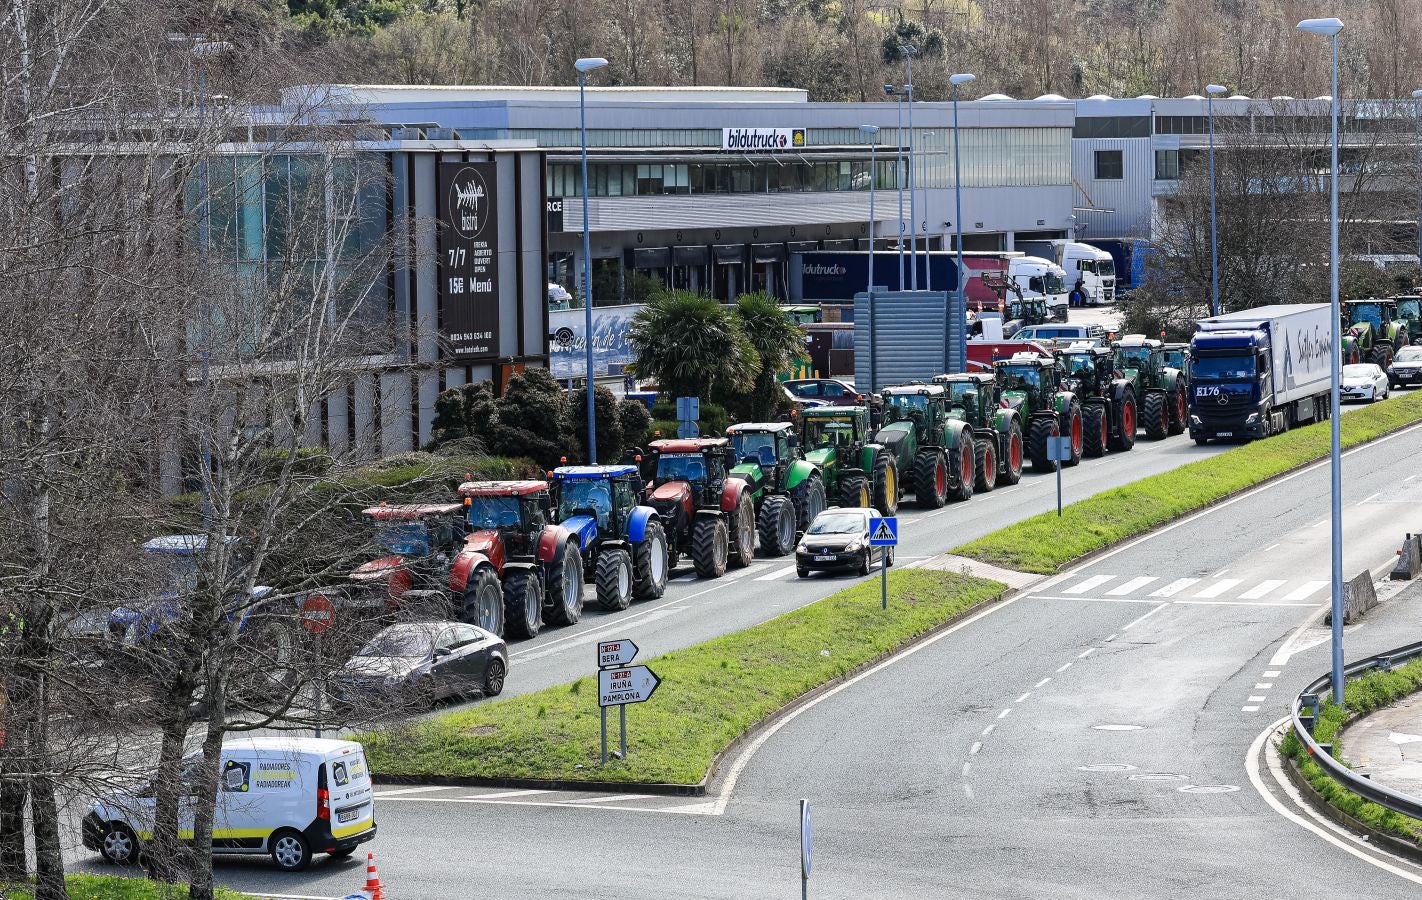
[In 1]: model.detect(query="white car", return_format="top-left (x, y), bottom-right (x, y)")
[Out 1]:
top-left (1341, 362), bottom-right (1389, 403)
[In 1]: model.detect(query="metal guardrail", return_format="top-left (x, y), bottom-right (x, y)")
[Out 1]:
top-left (1291, 638), bottom-right (1422, 820)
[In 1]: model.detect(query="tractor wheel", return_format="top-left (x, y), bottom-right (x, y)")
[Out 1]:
top-left (1082, 404), bottom-right (1107, 458)
top-left (1028, 416), bottom-right (1054, 473)
top-left (595, 547), bottom-right (633, 611)
top-left (951, 440), bottom-right (974, 503)
top-left (1370, 346), bottom-right (1394, 369)
top-left (1167, 388), bottom-right (1186, 436)
top-left (632, 520), bottom-right (670, 601)
top-left (691, 516), bottom-right (729, 578)
top-left (544, 544), bottom-right (584, 627)
top-left (503, 568), bottom-right (544, 639)
top-left (792, 474), bottom-right (827, 534)
top-left (1143, 392), bottom-right (1168, 440)
top-left (461, 567), bottom-right (505, 637)
top-left (840, 475), bottom-right (871, 508)
top-left (974, 438), bottom-right (997, 492)
top-left (913, 450), bottom-right (947, 509)
top-left (1061, 399), bottom-right (1083, 468)
top-left (1110, 395), bottom-right (1137, 451)
top-left (757, 495), bottom-right (797, 557)
top-left (999, 421), bottom-right (1024, 485)
top-left (729, 492), bottom-right (756, 569)
top-left (872, 452), bottom-right (898, 516)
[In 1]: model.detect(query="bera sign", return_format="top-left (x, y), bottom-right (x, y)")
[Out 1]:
top-left (722, 127), bottom-right (806, 151)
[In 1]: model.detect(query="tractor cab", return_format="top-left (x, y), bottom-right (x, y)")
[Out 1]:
top-left (1112, 334), bottom-right (1177, 392)
top-left (727, 422), bottom-right (796, 471)
top-left (646, 439), bottom-right (736, 513)
top-left (994, 353), bottom-right (1059, 413)
top-left (1056, 345), bottom-right (1115, 398)
top-left (934, 372), bottom-right (997, 427)
top-left (366, 504), bottom-right (468, 558)
top-left (798, 406), bottom-right (868, 468)
top-left (1162, 343), bottom-right (1190, 382)
top-left (457, 481), bottom-right (551, 561)
top-left (549, 466), bottom-right (642, 542)
top-left (880, 383), bottom-right (946, 433)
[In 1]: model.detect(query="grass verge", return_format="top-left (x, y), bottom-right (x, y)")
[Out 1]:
top-left (1, 875), bottom-right (255, 899)
top-left (364, 569), bottom-right (1003, 785)
top-left (1278, 657), bottom-right (1422, 845)
top-left (954, 390), bottom-right (1422, 573)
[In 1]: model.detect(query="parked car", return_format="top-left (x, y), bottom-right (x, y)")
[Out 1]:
top-left (1012, 324), bottom-right (1107, 344)
top-left (1387, 345), bottom-right (1422, 388)
top-left (781, 378), bottom-right (881, 412)
top-left (795, 507), bottom-right (893, 577)
top-left (1341, 362), bottom-right (1390, 403)
top-left (332, 621), bottom-right (507, 709)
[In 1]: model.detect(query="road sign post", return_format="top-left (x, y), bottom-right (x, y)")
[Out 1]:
top-left (1048, 433), bottom-right (1072, 517)
top-left (800, 798), bottom-right (812, 899)
top-left (869, 516), bottom-right (898, 610)
top-left (300, 595), bottom-right (335, 738)
top-left (596, 640), bottom-right (659, 763)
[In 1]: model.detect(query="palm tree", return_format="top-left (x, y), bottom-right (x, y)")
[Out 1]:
top-left (734, 291), bottom-right (807, 421)
top-left (628, 291), bottom-right (758, 401)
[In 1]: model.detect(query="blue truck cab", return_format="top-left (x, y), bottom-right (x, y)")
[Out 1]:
top-left (1186, 329), bottom-right (1271, 441)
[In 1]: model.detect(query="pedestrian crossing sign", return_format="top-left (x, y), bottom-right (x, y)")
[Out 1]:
top-left (868, 516), bottom-right (898, 546)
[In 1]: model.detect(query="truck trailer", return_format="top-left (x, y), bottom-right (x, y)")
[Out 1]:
top-left (1187, 304), bottom-right (1333, 443)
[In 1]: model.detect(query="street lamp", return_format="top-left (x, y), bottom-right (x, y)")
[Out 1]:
top-left (1412, 89), bottom-right (1422, 268)
top-left (950, 73), bottom-right (975, 373)
top-left (1206, 84), bottom-right (1227, 318)
top-left (1296, 15), bottom-right (1345, 704)
top-left (885, 84), bottom-right (907, 288)
top-left (861, 125), bottom-right (880, 389)
top-left (575, 56), bottom-right (607, 463)
top-left (899, 44), bottom-right (918, 290)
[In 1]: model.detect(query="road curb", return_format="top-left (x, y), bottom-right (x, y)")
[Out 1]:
top-left (1280, 745), bottom-right (1422, 866)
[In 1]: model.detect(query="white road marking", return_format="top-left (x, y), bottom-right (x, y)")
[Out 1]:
top-left (1063, 575), bottom-right (1116, 594)
top-left (1121, 603), bottom-right (1169, 631)
top-left (1194, 578), bottom-right (1243, 598)
top-left (981, 724), bottom-right (995, 737)
top-left (756, 565), bottom-right (799, 581)
top-left (1108, 576), bottom-right (1159, 596)
top-left (1104, 633), bottom-right (1118, 642)
top-left (1241, 705), bottom-right (1260, 712)
top-left (1213, 568), bottom-right (1232, 578)
top-left (1174, 599), bottom-right (1318, 608)
top-left (1255, 683), bottom-right (1273, 689)
top-left (962, 783), bottom-right (975, 799)
top-left (1360, 492), bottom-right (1381, 505)
top-left (1150, 578), bottom-right (1200, 597)
top-left (1033, 594), bottom-right (1159, 604)
top-left (997, 708), bottom-right (1012, 719)
top-left (1239, 579), bottom-right (1287, 600)
top-left (464, 788), bottom-right (552, 799)
top-left (1248, 696), bottom-right (1267, 702)
top-left (1282, 581), bottom-right (1328, 603)
top-left (661, 801), bottom-right (720, 814)
top-left (1015, 692), bottom-right (1031, 703)
top-left (1078, 648), bottom-right (1095, 659)
top-left (561, 793), bottom-right (648, 804)
top-left (962, 762), bottom-right (971, 776)
top-left (1312, 519), bottom-right (1328, 528)
top-left (1264, 670), bottom-right (1282, 677)
top-left (1263, 543), bottom-right (1280, 552)
top-left (1034, 677), bottom-right (1052, 688)
top-left (373, 785), bottom-right (451, 797)
top-left (726, 564), bottom-right (771, 580)
top-left (969, 741), bottom-right (982, 755)
top-left (1056, 662), bottom-right (1073, 673)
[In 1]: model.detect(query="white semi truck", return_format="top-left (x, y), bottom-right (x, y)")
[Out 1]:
top-left (1049, 240), bottom-right (1116, 306)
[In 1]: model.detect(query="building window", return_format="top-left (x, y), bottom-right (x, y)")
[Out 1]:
top-left (1154, 149), bottom-right (1179, 180)
top-left (1095, 150), bottom-right (1124, 180)
top-left (1072, 116), bottom-right (1151, 139)
top-left (1154, 115), bottom-right (1209, 135)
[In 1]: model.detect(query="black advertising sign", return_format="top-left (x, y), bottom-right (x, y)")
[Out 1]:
top-left (438, 162), bottom-right (499, 359)
top-left (546, 197), bottom-right (565, 232)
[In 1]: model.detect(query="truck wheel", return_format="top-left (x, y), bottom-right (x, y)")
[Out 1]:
top-left (757, 495), bottom-right (796, 557)
top-left (269, 829), bottom-right (312, 872)
top-left (503, 568), bottom-right (544, 639)
top-left (691, 517), bottom-right (729, 578)
top-left (999, 422), bottom-right (1023, 485)
top-left (792, 474), bottom-right (826, 533)
top-left (632, 521), bottom-right (670, 600)
top-left (840, 475), bottom-right (870, 509)
top-left (1082, 404), bottom-right (1106, 458)
top-left (1061, 399), bottom-right (1083, 467)
top-left (100, 823), bottom-right (140, 865)
top-left (1028, 416), bottom-right (1054, 473)
top-left (461, 567), bottom-right (505, 637)
top-left (1167, 388), bottom-right (1186, 436)
top-left (544, 544), bottom-right (584, 626)
top-left (951, 440), bottom-right (974, 502)
top-left (975, 438), bottom-right (997, 491)
top-left (1143, 392), bottom-right (1168, 440)
top-left (913, 450), bottom-right (947, 509)
top-left (872, 453), bottom-right (898, 516)
top-left (595, 547), bottom-right (633, 610)
top-left (1110, 395), bottom-right (1137, 451)
top-left (730, 492), bottom-right (756, 568)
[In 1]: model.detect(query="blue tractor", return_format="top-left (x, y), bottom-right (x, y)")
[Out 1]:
top-left (549, 465), bottom-right (670, 611)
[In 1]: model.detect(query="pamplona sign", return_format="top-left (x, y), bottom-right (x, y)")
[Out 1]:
top-left (722, 127), bottom-right (806, 151)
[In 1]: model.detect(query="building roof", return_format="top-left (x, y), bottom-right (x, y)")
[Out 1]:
top-left (458, 480), bottom-right (548, 497)
top-left (362, 503), bottom-right (465, 521)
top-left (551, 465), bottom-right (640, 479)
top-left (288, 84), bottom-right (809, 106)
top-left (142, 534), bottom-right (238, 554)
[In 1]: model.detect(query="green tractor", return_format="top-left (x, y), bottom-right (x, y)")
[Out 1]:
top-left (797, 405), bottom-right (898, 514)
top-left (1112, 334), bottom-right (1187, 440)
top-left (1391, 294), bottom-right (1422, 345)
top-left (874, 383), bottom-right (978, 506)
top-left (725, 421), bottom-right (826, 556)
top-left (1162, 342), bottom-right (1191, 388)
top-left (1343, 298), bottom-right (1411, 368)
top-left (992, 353), bottom-right (1084, 473)
top-left (1055, 344), bottom-right (1138, 456)
top-left (932, 373), bottom-right (1026, 488)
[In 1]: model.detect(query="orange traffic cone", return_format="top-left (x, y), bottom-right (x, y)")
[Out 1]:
top-left (364, 851), bottom-right (384, 900)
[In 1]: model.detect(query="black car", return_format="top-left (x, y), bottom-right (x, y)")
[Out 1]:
top-left (796, 508), bottom-right (893, 577)
top-left (332, 621), bottom-right (507, 710)
top-left (1388, 345), bottom-right (1422, 388)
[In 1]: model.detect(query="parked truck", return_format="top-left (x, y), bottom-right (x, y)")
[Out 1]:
top-left (1016, 240), bottom-right (1117, 306)
top-left (1188, 304), bottom-right (1333, 444)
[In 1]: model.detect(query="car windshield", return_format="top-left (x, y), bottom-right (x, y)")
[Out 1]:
top-left (1115, 349), bottom-right (1151, 371)
top-left (558, 479), bottom-right (614, 525)
top-left (1342, 364), bottom-right (1376, 379)
top-left (467, 496), bottom-right (522, 530)
top-left (731, 433), bottom-right (777, 466)
top-left (656, 453), bottom-right (709, 484)
top-left (997, 366), bottom-right (1041, 392)
top-left (1395, 347), bottom-right (1422, 362)
top-left (1190, 355), bottom-right (1255, 380)
top-left (807, 513), bottom-right (865, 535)
top-left (358, 626), bottom-right (435, 659)
top-left (1350, 304), bottom-right (1383, 329)
top-left (374, 522), bottom-right (430, 556)
top-left (802, 417), bottom-right (858, 448)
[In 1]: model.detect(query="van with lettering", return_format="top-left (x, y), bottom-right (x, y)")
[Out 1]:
top-left (83, 737), bottom-right (376, 872)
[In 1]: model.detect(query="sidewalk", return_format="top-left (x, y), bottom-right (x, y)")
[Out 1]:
top-left (1343, 696), bottom-right (1422, 798)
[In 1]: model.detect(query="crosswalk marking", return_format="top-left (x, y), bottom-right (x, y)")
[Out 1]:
top-left (1282, 580), bottom-right (1328, 602)
top-left (1063, 575), bottom-right (1116, 594)
top-left (1193, 579), bottom-right (1242, 598)
top-left (756, 565), bottom-right (799, 581)
top-left (463, 789), bottom-right (551, 800)
top-left (1107, 576), bottom-right (1158, 596)
top-left (1150, 578), bottom-right (1199, 597)
top-left (1239, 579), bottom-right (1286, 600)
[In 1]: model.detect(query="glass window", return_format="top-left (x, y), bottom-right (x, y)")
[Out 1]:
top-left (1094, 150), bottom-right (1124, 180)
top-left (1154, 149), bottom-right (1179, 180)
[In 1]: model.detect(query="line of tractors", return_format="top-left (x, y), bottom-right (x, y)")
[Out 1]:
top-left (330, 334), bottom-right (1203, 643)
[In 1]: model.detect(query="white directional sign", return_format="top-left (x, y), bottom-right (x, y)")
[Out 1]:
top-left (597, 639), bottom-right (640, 669)
top-left (800, 798), bottom-right (812, 878)
top-left (598, 665), bottom-right (661, 708)
top-left (868, 516), bottom-right (898, 546)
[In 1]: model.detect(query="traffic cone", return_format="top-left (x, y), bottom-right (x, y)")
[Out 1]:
top-left (364, 851), bottom-right (384, 900)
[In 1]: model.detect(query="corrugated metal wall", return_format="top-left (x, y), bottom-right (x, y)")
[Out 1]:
top-left (1072, 138), bottom-right (1154, 239)
top-left (564, 192), bottom-right (875, 231)
top-left (853, 290), bottom-right (961, 390)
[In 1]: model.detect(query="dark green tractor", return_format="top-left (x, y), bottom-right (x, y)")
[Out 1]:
top-left (1343, 298), bottom-right (1411, 368)
top-left (797, 405), bottom-right (898, 514)
top-left (1056, 344), bottom-right (1138, 457)
top-left (1162, 342), bottom-right (1191, 388)
top-left (874, 383), bottom-right (978, 506)
top-left (992, 353), bottom-right (1084, 473)
top-left (725, 421), bottom-right (826, 556)
top-left (933, 372), bottom-right (1026, 487)
top-left (1112, 335), bottom-right (1187, 440)
top-left (1392, 294), bottom-right (1422, 345)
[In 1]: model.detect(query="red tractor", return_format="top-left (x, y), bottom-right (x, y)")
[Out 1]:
top-left (643, 438), bottom-right (757, 578)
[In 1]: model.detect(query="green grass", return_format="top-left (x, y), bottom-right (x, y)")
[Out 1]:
top-left (364, 569), bottom-right (1003, 785)
top-left (954, 390), bottom-right (1422, 573)
top-left (1, 875), bottom-right (257, 899)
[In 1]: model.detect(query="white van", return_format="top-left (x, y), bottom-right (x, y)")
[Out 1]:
top-left (83, 737), bottom-right (376, 872)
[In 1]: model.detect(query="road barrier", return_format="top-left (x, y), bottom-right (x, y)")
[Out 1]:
top-left (1291, 638), bottom-right (1422, 821)
top-left (1322, 570), bottom-right (1378, 626)
top-left (1392, 533), bottom-right (1422, 581)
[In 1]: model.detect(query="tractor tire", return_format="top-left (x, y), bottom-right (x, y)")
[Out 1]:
top-left (1370, 346), bottom-right (1394, 369)
top-left (913, 450), bottom-right (948, 509)
top-left (951, 440), bottom-right (974, 503)
top-left (872, 452), bottom-right (898, 516)
top-left (792, 475), bottom-right (827, 534)
top-left (999, 421), bottom-right (1024, 485)
top-left (1167, 388), bottom-right (1186, 436)
top-left (544, 544), bottom-right (584, 626)
top-left (1082, 404), bottom-right (1107, 458)
top-left (1060, 399), bottom-right (1083, 468)
top-left (1143, 392), bottom-right (1168, 440)
top-left (729, 492), bottom-right (756, 569)
top-left (1110, 395), bottom-right (1137, 452)
top-left (840, 475), bottom-right (871, 508)
top-left (975, 438), bottom-right (997, 492)
top-left (632, 520), bottom-right (670, 600)
top-left (461, 567), bottom-right (505, 637)
top-left (757, 495), bottom-right (797, 557)
top-left (503, 568), bottom-right (544, 639)
top-left (691, 516), bottom-right (729, 578)
top-left (595, 547), bottom-right (633, 611)
top-left (1028, 416), bottom-right (1054, 473)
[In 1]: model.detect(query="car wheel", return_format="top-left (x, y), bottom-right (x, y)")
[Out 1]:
top-left (796, 567), bottom-right (808, 578)
top-left (269, 829), bottom-right (311, 872)
top-left (100, 823), bottom-right (140, 865)
top-left (859, 550), bottom-right (871, 576)
top-left (484, 656), bottom-right (506, 697)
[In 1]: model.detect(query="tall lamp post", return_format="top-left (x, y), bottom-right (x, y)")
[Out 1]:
top-left (885, 84), bottom-right (907, 287)
top-left (575, 56), bottom-right (608, 463)
top-left (1206, 84), bottom-right (1227, 318)
top-left (899, 44), bottom-right (918, 290)
top-left (1412, 89), bottom-right (1422, 268)
top-left (1296, 16), bottom-right (1345, 704)
top-left (861, 125), bottom-right (880, 389)
top-left (949, 74), bottom-right (975, 373)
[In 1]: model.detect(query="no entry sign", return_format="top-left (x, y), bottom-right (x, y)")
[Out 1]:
top-left (300, 594), bottom-right (336, 634)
